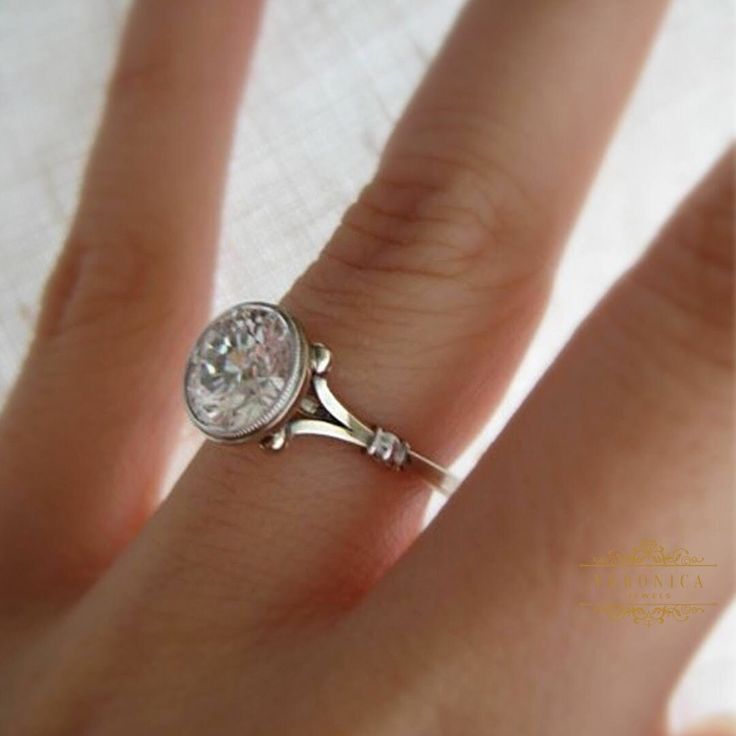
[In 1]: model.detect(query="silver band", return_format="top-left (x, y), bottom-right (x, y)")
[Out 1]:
top-left (262, 344), bottom-right (458, 497)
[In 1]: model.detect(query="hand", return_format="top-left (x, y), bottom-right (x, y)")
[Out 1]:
top-left (0, 1), bottom-right (732, 734)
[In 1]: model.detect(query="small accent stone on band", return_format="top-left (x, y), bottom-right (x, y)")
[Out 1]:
top-left (366, 427), bottom-right (410, 470)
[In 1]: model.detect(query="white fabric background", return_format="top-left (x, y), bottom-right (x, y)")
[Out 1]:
top-left (0, 0), bottom-right (733, 729)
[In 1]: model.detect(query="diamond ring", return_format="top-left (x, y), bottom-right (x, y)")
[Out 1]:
top-left (184, 302), bottom-right (458, 497)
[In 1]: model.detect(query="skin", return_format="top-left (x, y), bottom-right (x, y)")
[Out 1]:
top-left (0, 0), bottom-right (733, 733)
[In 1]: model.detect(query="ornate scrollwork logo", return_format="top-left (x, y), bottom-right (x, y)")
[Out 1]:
top-left (578, 539), bottom-right (718, 626)
top-left (581, 539), bottom-right (707, 567)
top-left (579, 603), bottom-right (706, 626)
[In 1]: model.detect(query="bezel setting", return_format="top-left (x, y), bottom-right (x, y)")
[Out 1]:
top-left (183, 301), bottom-right (309, 443)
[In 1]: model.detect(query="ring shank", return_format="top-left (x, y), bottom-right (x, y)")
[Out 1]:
top-left (287, 370), bottom-right (459, 497)
top-left (406, 449), bottom-right (458, 497)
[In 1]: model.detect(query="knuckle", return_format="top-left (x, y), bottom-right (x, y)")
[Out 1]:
top-left (289, 147), bottom-right (550, 341)
top-left (37, 225), bottom-right (179, 343)
top-left (341, 169), bottom-right (495, 278)
top-left (336, 148), bottom-right (539, 281)
top-left (625, 173), bottom-right (734, 372)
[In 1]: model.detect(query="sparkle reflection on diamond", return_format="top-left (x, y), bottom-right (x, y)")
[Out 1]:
top-left (184, 303), bottom-right (303, 440)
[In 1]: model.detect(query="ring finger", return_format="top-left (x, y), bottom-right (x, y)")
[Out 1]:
top-left (112, 0), bottom-right (671, 626)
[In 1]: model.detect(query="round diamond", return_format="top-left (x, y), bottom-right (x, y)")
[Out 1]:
top-left (184, 302), bottom-right (306, 441)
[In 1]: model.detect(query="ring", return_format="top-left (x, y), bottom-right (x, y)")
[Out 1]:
top-left (183, 301), bottom-right (458, 497)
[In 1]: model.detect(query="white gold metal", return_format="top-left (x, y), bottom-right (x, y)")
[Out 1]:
top-left (184, 302), bottom-right (458, 497)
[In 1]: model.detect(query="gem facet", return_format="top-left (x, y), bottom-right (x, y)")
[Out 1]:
top-left (184, 302), bottom-right (306, 441)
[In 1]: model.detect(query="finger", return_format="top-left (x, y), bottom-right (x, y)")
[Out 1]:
top-left (114, 0), bottom-right (668, 628)
top-left (342, 150), bottom-right (735, 733)
top-left (0, 0), bottom-right (263, 600)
